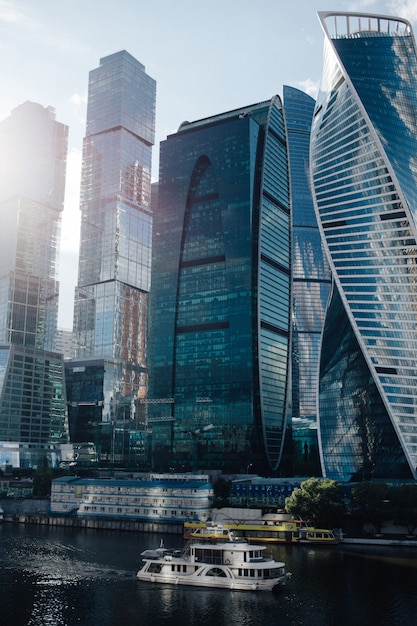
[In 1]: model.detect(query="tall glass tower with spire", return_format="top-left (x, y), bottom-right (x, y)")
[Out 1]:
top-left (68, 51), bottom-right (156, 466)
top-left (0, 101), bottom-right (69, 468)
top-left (311, 12), bottom-right (417, 481)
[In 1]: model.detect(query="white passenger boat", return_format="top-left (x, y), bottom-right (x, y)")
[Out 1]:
top-left (184, 523), bottom-right (235, 540)
top-left (137, 537), bottom-right (290, 591)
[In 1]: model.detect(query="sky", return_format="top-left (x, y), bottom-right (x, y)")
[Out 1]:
top-left (1, 0), bottom-right (416, 329)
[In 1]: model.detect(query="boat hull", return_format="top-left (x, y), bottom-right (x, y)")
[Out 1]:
top-left (137, 563), bottom-right (286, 591)
top-left (137, 539), bottom-right (289, 592)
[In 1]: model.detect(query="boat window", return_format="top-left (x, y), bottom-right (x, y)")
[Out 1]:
top-left (264, 567), bottom-right (284, 579)
top-left (194, 548), bottom-right (221, 565)
top-left (206, 568), bottom-right (227, 578)
top-left (148, 563), bottom-right (162, 574)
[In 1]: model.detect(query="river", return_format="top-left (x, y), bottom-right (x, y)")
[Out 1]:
top-left (0, 523), bottom-right (416, 625)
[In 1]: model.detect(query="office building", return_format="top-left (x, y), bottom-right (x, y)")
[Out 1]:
top-left (283, 86), bottom-right (331, 475)
top-left (55, 328), bottom-right (73, 360)
top-left (148, 97), bottom-right (291, 474)
top-left (50, 473), bottom-right (213, 524)
top-left (311, 12), bottom-right (417, 481)
top-left (0, 101), bottom-right (69, 467)
top-left (68, 51), bottom-right (156, 466)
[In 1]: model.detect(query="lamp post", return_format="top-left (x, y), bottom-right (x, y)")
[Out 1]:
top-left (246, 463), bottom-right (253, 506)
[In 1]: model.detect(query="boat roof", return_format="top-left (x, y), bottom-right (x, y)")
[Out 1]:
top-left (191, 540), bottom-right (264, 550)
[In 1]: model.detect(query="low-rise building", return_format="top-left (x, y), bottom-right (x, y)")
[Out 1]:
top-left (50, 474), bottom-right (213, 523)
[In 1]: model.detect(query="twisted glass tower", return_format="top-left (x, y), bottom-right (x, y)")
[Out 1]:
top-left (311, 12), bottom-right (417, 481)
top-left (148, 98), bottom-right (291, 474)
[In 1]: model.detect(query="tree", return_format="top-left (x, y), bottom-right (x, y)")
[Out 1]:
top-left (285, 477), bottom-right (345, 528)
top-left (391, 484), bottom-right (417, 536)
top-left (350, 481), bottom-right (392, 534)
top-left (213, 477), bottom-right (232, 507)
top-left (32, 468), bottom-right (54, 497)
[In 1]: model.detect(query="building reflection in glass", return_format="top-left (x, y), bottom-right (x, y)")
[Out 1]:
top-left (68, 52), bottom-right (156, 467)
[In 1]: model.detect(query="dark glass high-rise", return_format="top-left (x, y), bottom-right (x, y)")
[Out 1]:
top-left (148, 98), bottom-right (292, 474)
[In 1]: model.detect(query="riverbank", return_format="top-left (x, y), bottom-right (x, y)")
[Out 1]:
top-left (2, 511), bottom-right (417, 546)
top-left (342, 536), bottom-right (417, 547)
top-left (2, 511), bottom-right (183, 534)
top-left (2, 498), bottom-right (416, 546)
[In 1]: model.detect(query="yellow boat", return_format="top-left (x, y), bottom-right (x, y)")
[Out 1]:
top-left (184, 517), bottom-right (340, 545)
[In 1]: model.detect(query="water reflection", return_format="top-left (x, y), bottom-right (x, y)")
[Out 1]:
top-left (1, 525), bottom-right (417, 625)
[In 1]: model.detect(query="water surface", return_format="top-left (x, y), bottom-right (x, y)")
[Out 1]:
top-left (1, 524), bottom-right (416, 625)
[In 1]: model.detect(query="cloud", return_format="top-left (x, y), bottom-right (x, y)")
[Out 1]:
top-left (388, 0), bottom-right (417, 23)
top-left (70, 93), bottom-right (87, 107)
top-left (347, 0), bottom-right (379, 10)
top-left (346, 0), bottom-right (417, 22)
top-left (296, 78), bottom-right (320, 99)
top-left (0, 0), bottom-right (26, 23)
top-left (69, 92), bottom-right (88, 125)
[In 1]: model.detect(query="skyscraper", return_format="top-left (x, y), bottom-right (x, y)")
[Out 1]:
top-left (311, 12), bottom-right (417, 481)
top-left (68, 51), bottom-right (156, 466)
top-left (148, 97), bottom-right (291, 474)
top-left (283, 86), bottom-right (331, 475)
top-left (0, 101), bottom-right (69, 468)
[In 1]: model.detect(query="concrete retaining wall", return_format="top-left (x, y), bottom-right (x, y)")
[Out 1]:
top-left (1, 500), bottom-right (183, 534)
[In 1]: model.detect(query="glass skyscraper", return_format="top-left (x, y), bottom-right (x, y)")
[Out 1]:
top-left (0, 101), bottom-right (69, 468)
top-left (68, 51), bottom-right (156, 466)
top-left (148, 98), bottom-right (291, 474)
top-left (311, 12), bottom-right (417, 481)
top-left (283, 86), bottom-right (332, 474)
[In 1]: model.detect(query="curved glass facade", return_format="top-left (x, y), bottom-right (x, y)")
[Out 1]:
top-left (311, 12), bottom-right (417, 480)
top-left (283, 86), bottom-right (332, 475)
top-left (283, 87), bottom-right (332, 428)
top-left (148, 98), bottom-right (291, 474)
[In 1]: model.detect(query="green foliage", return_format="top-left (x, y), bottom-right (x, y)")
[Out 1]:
top-left (213, 477), bottom-right (232, 506)
top-left (350, 481), bottom-right (392, 533)
top-left (32, 468), bottom-right (55, 497)
top-left (285, 477), bottom-right (345, 528)
top-left (390, 484), bottom-right (417, 535)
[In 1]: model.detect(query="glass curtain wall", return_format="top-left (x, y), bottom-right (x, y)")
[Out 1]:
top-left (148, 98), bottom-right (291, 474)
top-left (0, 102), bottom-right (69, 467)
top-left (70, 52), bottom-right (155, 466)
top-left (283, 86), bottom-right (332, 475)
top-left (311, 12), bottom-right (417, 481)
